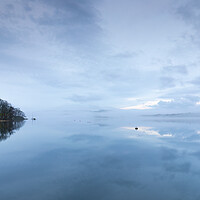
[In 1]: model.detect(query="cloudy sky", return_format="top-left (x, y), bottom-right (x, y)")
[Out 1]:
top-left (1, 0), bottom-right (200, 114)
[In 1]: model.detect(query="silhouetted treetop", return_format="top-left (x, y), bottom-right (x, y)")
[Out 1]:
top-left (0, 99), bottom-right (26, 121)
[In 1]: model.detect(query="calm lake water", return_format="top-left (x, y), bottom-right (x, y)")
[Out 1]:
top-left (0, 111), bottom-right (200, 200)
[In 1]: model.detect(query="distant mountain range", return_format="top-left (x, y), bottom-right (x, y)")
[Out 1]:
top-left (143, 113), bottom-right (200, 117)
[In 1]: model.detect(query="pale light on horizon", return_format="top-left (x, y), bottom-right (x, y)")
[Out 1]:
top-left (120, 99), bottom-right (173, 110)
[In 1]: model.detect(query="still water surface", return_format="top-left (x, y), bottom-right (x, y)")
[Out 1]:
top-left (0, 112), bottom-right (200, 200)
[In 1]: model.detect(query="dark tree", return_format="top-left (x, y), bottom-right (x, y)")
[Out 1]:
top-left (0, 99), bottom-right (26, 121)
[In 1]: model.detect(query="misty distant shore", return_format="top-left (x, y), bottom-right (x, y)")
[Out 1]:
top-left (143, 113), bottom-right (200, 118)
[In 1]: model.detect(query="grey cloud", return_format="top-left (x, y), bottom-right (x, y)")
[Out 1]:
top-left (111, 51), bottom-right (137, 59)
top-left (162, 65), bottom-right (188, 75)
top-left (143, 95), bottom-right (200, 113)
top-left (40, 0), bottom-right (101, 47)
top-left (92, 109), bottom-right (110, 113)
top-left (0, 28), bottom-right (18, 47)
top-left (177, 0), bottom-right (200, 28)
top-left (0, 0), bottom-right (101, 48)
top-left (69, 95), bottom-right (101, 102)
top-left (190, 76), bottom-right (200, 86)
top-left (167, 96), bottom-right (200, 108)
top-left (161, 86), bottom-right (200, 100)
top-left (41, 0), bottom-right (97, 23)
top-left (1, 0), bottom-right (200, 112)
top-left (176, 0), bottom-right (200, 48)
top-left (160, 76), bottom-right (176, 88)
top-left (160, 65), bottom-right (188, 89)
top-left (0, 0), bottom-right (107, 107)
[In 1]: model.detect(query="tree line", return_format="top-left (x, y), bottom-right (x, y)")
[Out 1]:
top-left (0, 99), bottom-right (26, 121)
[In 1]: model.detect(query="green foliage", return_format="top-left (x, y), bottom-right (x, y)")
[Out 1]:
top-left (0, 99), bottom-right (25, 121)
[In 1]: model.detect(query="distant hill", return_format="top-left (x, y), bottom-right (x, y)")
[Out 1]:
top-left (143, 113), bottom-right (200, 118)
top-left (0, 99), bottom-right (26, 121)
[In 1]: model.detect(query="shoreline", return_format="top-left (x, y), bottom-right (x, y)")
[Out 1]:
top-left (0, 119), bottom-right (26, 122)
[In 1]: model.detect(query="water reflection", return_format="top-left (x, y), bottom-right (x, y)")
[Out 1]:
top-left (2, 115), bottom-right (200, 199)
top-left (122, 126), bottom-right (173, 137)
top-left (0, 121), bottom-right (25, 141)
top-left (122, 122), bottom-right (200, 141)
